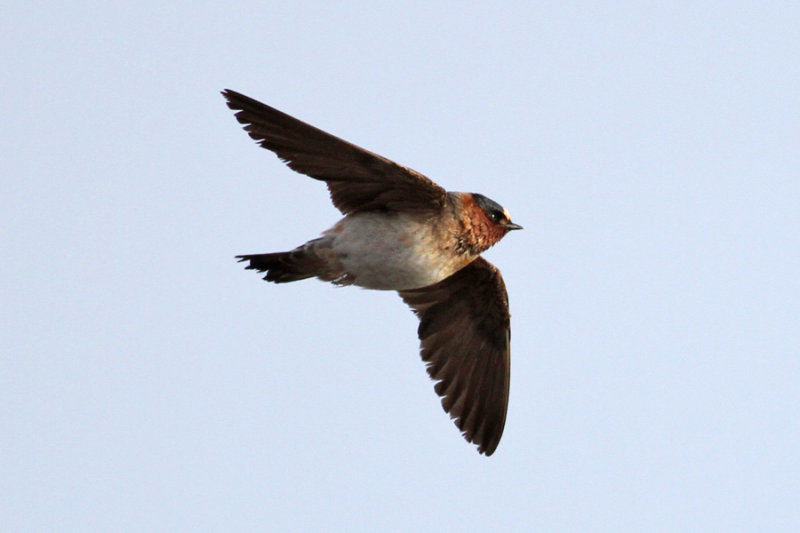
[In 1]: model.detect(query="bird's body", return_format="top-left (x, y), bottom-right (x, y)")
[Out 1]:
top-left (247, 193), bottom-right (505, 291)
top-left (224, 89), bottom-right (521, 455)
top-left (322, 208), bottom-right (469, 290)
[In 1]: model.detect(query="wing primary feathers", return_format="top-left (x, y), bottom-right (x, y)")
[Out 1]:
top-left (399, 258), bottom-right (511, 456)
top-left (222, 89), bottom-right (447, 215)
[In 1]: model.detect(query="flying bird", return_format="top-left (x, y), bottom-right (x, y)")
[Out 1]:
top-left (224, 89), bottom-right (521, 455)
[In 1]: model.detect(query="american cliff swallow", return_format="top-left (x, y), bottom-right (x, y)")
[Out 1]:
top-left (224, 89), bottom-right (521, 456)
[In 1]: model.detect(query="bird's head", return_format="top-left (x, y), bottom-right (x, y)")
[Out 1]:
top-left (472, 193), bottom-right (522, 232)
top-left (461, 193), bottom-right (522, 252)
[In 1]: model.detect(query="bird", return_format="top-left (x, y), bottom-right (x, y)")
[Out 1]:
top-left (223, 89), bottom-right (521, 455)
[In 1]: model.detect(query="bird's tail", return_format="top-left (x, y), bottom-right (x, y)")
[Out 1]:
top-left (236, 247), bottom-right (323, 283)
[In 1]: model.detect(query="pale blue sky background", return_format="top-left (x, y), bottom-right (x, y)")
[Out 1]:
top-left (3, 2), bottom-right (799, 531)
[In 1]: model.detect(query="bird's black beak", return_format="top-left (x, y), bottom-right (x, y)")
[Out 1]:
top-left (503, 222), bottom-right (523, 231)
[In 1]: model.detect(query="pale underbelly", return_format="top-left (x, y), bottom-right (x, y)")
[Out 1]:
top-left (324, 213), bottom-right (466, 291)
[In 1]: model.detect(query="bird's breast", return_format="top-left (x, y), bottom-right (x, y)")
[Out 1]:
top-left (324, 212), bottom-right (471, 290)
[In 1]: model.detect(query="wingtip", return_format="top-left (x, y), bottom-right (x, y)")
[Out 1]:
top-left (478, 441), bottom-right (499, 456)
top-left (222, 89), bottom-right (243, 111)
top-left (222, 89), bottom-right (251, 111)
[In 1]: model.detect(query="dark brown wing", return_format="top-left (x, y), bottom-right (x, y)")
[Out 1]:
top-left (222, 89), bottom-right (447, 214)
top-left (398, 257), bottom-right (511, 456)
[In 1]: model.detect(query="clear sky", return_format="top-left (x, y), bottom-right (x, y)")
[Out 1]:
top-left (3, 2), bottom-right (799, 531)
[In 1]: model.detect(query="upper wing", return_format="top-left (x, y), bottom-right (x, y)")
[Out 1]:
top-left (398, 257), bottom-right (511, 456)
top-left (222, 89), bottom-right (447, 214)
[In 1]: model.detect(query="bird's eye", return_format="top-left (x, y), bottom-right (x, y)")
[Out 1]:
top-left (489, 210), bottom-right (504, 223)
